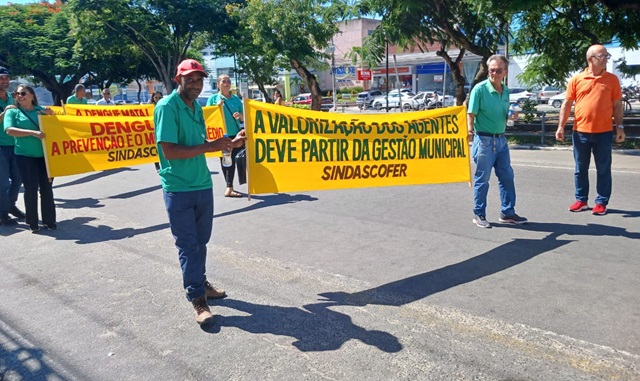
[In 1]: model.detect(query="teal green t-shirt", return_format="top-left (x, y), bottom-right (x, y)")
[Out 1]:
top-left (66, 95), bottom-right (87, 104)
top-left (206, 93), bottom-right (243, 136)
top-left (154, 90), bottom-right (213, 193)
top-left (467, 79), bottom-right (510, 134)
top-left (0, 92), bottom-right (14, 146)
top-left (3, 106), bottom-right (46, 157)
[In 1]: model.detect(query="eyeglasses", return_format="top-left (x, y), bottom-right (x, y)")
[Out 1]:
top-left (220, 79), bottom-right (231, 84)
top-left (488, 68), bottom-right (504, 74)
top-left (591, 53), bottom-right (611, 60)
top-left (15, 91), bottom-right (28, 97)
top-left (103, 92), bottom-right (110, 95)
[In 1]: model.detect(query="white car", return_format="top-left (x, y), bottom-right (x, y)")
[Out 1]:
top-left (371, 89), bottom-right (417, 111)
top-left (547, 92), bottom-right (567, 108)
top-left (509, 87), bottom-right (537, 105)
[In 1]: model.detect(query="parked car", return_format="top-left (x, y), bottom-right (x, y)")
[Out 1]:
top-left (290, 93), bottom-right (334, 110)
top-left (509, 87), bottom-right (537, 106)
top-left (537, 86), bottom-right (563, 104)
top-left (356, 89), bottom-right (383, 109)
top-left (371, 89), bottom-right (417, 111)
top-left (547, 92), bottom-right (567, 108)
top-left (290, 93), bottom-right (312, 104)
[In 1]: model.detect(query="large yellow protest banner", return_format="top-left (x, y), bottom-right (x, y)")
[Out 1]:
top-left (40, 105), bottom-right (226, 177)
top-left (244, 100), bottom-right (470, 194)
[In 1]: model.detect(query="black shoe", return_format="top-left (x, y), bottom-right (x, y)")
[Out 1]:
top-left (44, 223), bottom-right (57, 230)
top-left (30, 224), bottom-right (40, 233)
top-left (0, 214), bottom-right (18, 226)
top-left (9, 206), bottom-right (25, 219)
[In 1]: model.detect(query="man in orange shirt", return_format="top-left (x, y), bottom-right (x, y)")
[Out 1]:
top-left (556, 44), bottom-right (625, 215)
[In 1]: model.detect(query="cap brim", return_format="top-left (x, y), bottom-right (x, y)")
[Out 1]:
top-left (174, 70), bottom-right (208, 82)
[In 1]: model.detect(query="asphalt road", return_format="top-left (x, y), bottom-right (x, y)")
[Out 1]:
top-left (1, 148), bottom-right (639, 381)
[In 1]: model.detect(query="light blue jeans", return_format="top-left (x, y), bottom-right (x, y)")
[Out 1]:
top-left (163, 188), bottom-right (214, 301)
top-left (471, 135), bottom-right (516, 217)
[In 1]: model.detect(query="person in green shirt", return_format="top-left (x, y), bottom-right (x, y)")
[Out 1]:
top-left (0, 66), bottom-right (25, 226)
top-left (4, 85), bottom-right (55, 233)
top-left (467, 54), bottom-right (527, 228)
top-left (206, 74), bottom-right (244, 198)
top-left (66, 84), bottom-right (88, 105)
top-left (155, 59), bottom-right (245, 325)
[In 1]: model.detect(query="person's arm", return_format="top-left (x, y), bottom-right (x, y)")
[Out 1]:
top-left (5, 127), bottom-right (45, 139)
top-left (160, 140), bottom-right (227, 160)
top-left (4, 108), bottom-right (47, 139)
top-left (555, 99), bottom-right (573, 141)
top-left (160, 131), bottom-right (245, 160)
top-left (613, 99), bottom-right (625, 143)
top-left (467, 113), bottom-right (475, 141)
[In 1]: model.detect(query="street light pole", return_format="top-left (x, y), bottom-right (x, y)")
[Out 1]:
top-left (330, 38), bottom-right (337, 111)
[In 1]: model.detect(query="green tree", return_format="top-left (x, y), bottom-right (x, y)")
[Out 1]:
top-left (352, 0), bottom-right (509, 105)
top-left (212, 5), bottom-right (280, 103)
top-left (69, 0), bottom-right (236, 92)
top-left (511, 0), bottom-right (640, 87)
top-left (236, 0), bottom-right (345, 111)
top-left (0, 1), bottom-right (88, 105)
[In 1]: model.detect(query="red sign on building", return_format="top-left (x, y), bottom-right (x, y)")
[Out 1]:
top-left (357, 69), bottom-right (372, 81)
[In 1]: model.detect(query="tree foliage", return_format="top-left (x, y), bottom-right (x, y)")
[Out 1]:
top-left (511, 0), bottom-right (640, 87)
top-left (0, 1), bottom-right (87, 105)
top-left (69, 0), bottom-right (237, 92)
top-left (234, 0), bottom-right (346, 110)
top-left (352, 0), bottom-right (509, 105)
top-left (214, 3), bottom-right (280, 102)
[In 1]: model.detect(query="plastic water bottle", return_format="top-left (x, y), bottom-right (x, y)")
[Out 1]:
top-left (506, 104), bottom-right (516, 127)
top-left (222, 134), bottom-right (232, 167)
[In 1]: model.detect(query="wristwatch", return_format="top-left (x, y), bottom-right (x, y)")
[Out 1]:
top-left (617, 125), bottom-right (624, 129)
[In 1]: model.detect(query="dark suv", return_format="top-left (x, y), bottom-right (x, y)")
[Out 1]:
top-left (356, 89), bottom-right (383, 109)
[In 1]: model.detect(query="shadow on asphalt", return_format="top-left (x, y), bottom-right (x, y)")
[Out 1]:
top-left (494, 221), bottom-right (640, 238)
top-left (36, 216), bottom-right (169, 244)
top-left (204, 234), bottom-right (574, 352)
top-left (0, 323), bottom-right (79, 381)
top-left (214, 193), bottom-right (318, 218)
top-left (203, 298), bottom-right (403, 353)
top-left (316, 235), bottom-right (572, 308)
top-left (52, 167), bottom-right (138, 189)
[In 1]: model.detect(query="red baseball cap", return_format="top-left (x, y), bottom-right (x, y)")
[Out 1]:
top-left (174, 59), bottom-right (208, 82)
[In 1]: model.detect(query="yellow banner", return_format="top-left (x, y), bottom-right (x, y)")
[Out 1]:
top-left (63, 103), bottom-right (154, 118)
top-left (40, 105), bottom-right (225, 177)
top-left (244, 100), bottom-right (470, 194)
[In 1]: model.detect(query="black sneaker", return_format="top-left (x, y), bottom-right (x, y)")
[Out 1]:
top-left (0, 214), bottom-right (18, 226)
top-left (30, 224), bottom-right (40, 233)
top-left (9, 206), bottom-right (25, 219)
top-left (498, 213), bottom-right (528, 224)
top-left (473, 215), bottom-right (492, 228)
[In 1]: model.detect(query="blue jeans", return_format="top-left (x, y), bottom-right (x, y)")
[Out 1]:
top-left (0, 145), bottom-right (21, 216)
top-left (163, 188), bottom-right (214, 301)
top-left (471, 135), bottom-right (516, 217)
top-left (572, 130), bottom-right (613, 206)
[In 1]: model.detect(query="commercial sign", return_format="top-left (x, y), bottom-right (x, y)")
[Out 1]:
top-left (358, 69), bottom-right (372, 80)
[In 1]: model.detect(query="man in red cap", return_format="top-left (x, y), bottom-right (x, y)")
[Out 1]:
top-left (154, 59), bottom-right (245, 325)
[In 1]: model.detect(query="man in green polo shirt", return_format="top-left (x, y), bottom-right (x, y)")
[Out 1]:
top-left (66, 84), bottom-right (87, 104)
top-left (155, 59), bottom-right (245, 325)
top-left (467, 54), bottom-right (527, 228)
top-left (0, 66), bottom-right (25, 226)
